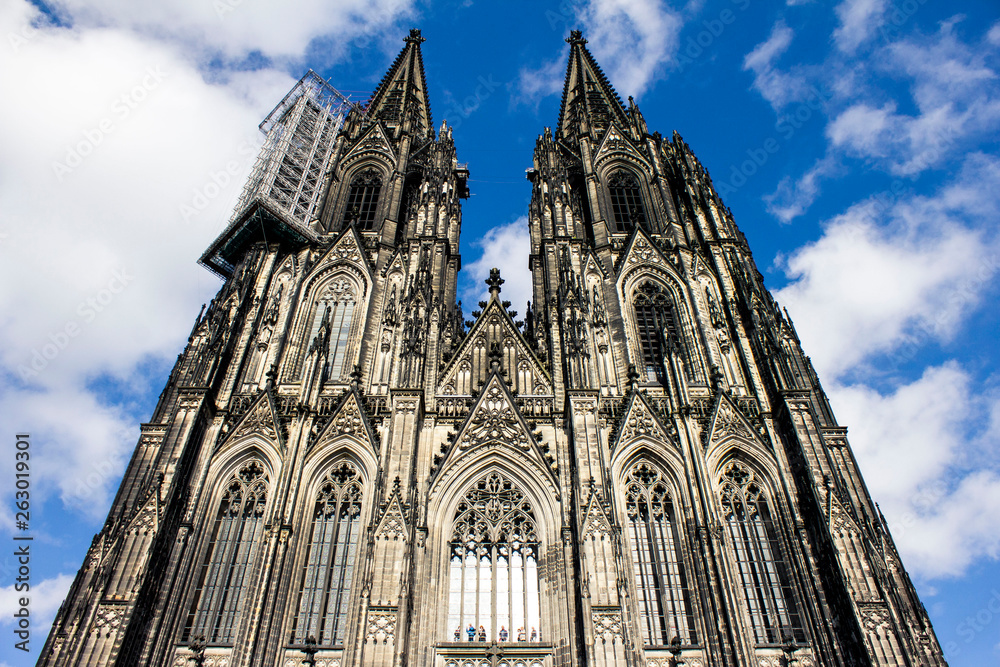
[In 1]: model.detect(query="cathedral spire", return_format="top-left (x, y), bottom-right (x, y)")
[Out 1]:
top-left (556, 30), bottom-right (630, 141)
top-left (366, 28), bottom-right (433, 136)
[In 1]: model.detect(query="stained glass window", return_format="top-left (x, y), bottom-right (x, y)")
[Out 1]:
top-left (345, 168), bottom-right (382, 231)
top-left (633, 282), bottom-right (680, 385)
top-left (293, 462), bottom-right (363, 645)
top-left (307, 278), bottom-right (356, 381)
top-left (185, 460), bottom-right (269, 644)
top-left (719, 461), bottom-right (805, 645)
top-left (625, 462), bottom-right (697, 645)
top-left (608, 169), bottom-right (647, 234)
top-left (447, 472), bottom-right (541, 643)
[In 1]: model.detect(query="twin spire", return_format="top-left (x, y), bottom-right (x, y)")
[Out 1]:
top-left (557, 30), bottom-right (631, 140)
top-left (365, 28), bottom-right (433, 136)
top-left (368, 28), bottom-right (624, 140)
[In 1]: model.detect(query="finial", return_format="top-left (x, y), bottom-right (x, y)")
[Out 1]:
top-left (627, 363), bottom-right (640, 389)
top-left (485, 268), bottom-right (504, 296)
top-left (350, 364), bottom-right (363, 388)
top-left (405, 28), bottom-right (425, 44)
top-left (567, 30), bottom-right (587, 45)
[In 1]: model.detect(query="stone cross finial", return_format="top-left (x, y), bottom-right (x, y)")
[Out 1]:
top-left (627, 363), bottom-right (640, 389)
top-left (485, 268), bottom-right (504, 296)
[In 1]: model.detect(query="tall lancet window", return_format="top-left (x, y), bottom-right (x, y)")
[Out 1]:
top-left (345, 167), bottom-right (382, 231)
top-left (307, 279), bottom-right (357, 381)
top-left (185, 460), bottom-right (269, 644)
top-left (719, 461), bottom-right (805, 645)
top-left (608, 169), bottom-right (647, 233)
top-left (633, 281), bottom-right (679, 385)
top-left (625, 463), bottom-right (697, 646)
top-left (293, 462), bottom-right (363, 645)
top-left (447, 472), bottom-right (540, 643)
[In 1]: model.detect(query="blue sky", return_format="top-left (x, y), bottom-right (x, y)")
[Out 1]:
top-left (1, 0), bottom-right (999, 664)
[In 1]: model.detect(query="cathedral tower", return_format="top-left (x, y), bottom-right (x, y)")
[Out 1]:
top-left (41, 30), bottom-right (946, 667)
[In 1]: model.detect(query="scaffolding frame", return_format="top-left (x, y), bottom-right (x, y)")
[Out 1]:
top-left (201, 71), bottom-right (357, 276)
top-left (233, 70), bottom-right (355, 228)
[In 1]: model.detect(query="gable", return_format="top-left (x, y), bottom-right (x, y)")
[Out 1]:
top-left (594, 125), bottom-right (649, 170)
top-left (611, 391), bottom-right (676, 453)
top-left (311, 389), bottom-right (379, 457)
top-left (438, 298), bottom-right (550, 397)
top-left (430, 372), bottom-right (558, 493)
top-left (614, 228), bottom-right (674, 280)
top-left (219, 391), bottom-right (283, 453)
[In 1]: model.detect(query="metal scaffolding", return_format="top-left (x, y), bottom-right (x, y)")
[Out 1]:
top-left (232, 70), bottom-right (354, 229)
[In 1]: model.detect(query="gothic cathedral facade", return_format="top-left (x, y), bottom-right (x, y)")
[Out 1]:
top-left (41, 30), bottom-right (948, 667)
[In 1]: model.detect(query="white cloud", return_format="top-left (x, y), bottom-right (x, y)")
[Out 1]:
top-left (49, 0), bottom-right (417, 63)
top-left (579, 0), bottom-right (684, 98)
top-left (775, 153), bottom-right (1000, 380)
top-left (514, 56), bottom-right (565, 109)
top-left (825, 19), bottom-right (1000, 176)
top-left (742, 21), bottom-right (812, 111)
top-left (831, 365), bottom-right (1000, 578)
top-left (832, 0), bottom-right (888, 54)
top-left (777, 154), bottom-right (1000, 578)
top-left (989, 22), bottom-right (1000, 47)
top-left (516, 0), bottom-right (683, 104)
top-left (0, 0), bottom-right (413, 525)
top-left (0, 573), bottom-right (74, 646)
top-left (763, 154), bottom-right (840, 223)
top-left (826, 102), bottom-right (896, 156)
top-left (462, 218), bottom-right (532, 313)
top-left (0, 573), bottom-right (74, 624)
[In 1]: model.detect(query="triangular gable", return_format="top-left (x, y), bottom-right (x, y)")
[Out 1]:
top-left (431, 372), bottom-right (558, 489)
top-left (126, 491), bottom-right (159, 534)
top-left (309, 225), bottom-right (373, 274)
top-left (690, 247), bottom-right (713, 278)
top-left (582, 249), bottom-right (608, 281)
top-left (581, 485), bottom-right (614, 540)
top-left (611, 391), bottom-right (675, 453)
top-left (311, 389), bottom-right (379, 456)
top-left (374, 482), bottom-right (408, 542)
top-left (593, 124), bottom-right (649, 169)
top-left (614, 227), bottom-right (672, 278)
top-left (706, 393), bottom-right (760, 447)
top-left (344, 122), bottom-right (397, 163)
top-left (830, 496), bottom-right (862, 537)
top-left (438, 297), bottom-right (550, 395)
top-left (225, 391), bottom-right (283, 447)
top-left (380, 248), bottom-right (406, 277)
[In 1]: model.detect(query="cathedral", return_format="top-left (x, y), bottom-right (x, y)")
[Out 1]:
top-left (41, 29), bottom-right (948, 667)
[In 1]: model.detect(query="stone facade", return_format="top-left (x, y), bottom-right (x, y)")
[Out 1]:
top-left (40, 29), bottom-right (947, 667)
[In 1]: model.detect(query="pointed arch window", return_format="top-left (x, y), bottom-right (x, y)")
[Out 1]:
top-left (345, 168), bottom-right (382, 231)
top-left (625, 463), bottom-right (697, 646)
top-left (184, 460), bottom-right (269, 644)
top-left (307, 278), bottom-right (357, 381)
top-left (719, 461), bottom-right (805, 645)
top-left (608, 169), bottom-right (647, 234)
top-left (293, 462), bottom-right (363, 645)
top-left (633, 282), bottom-right (680, 385)
top-left (447, 472), bottom-right (541, 643)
